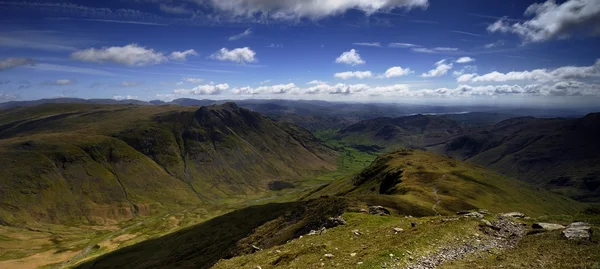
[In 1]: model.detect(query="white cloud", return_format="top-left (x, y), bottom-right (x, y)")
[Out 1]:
top-left (411, 47), bottom-right (459, 53)
top-left (206, 0), bottom-right (430, 20)
top-left (169, 49), bottom-right (198, 61)
top-left (456, 57), bottom-right (475, 63)
top-left (0, 92), bottom-right (18, 100)
top-left (421, 59), bottom-right (453, 78)
top-left (411, 47), bottom-right (435, 53)
top-left (487, 0), bottom-right (600, 43)
top-left (0, 58), bottom-right (34, 71)
top-left (384, 66), bottom-right (413, 78)
top-left (353, 42), bottom-right (381, 47)
top-left (233, 83), bottom-right (298, 95)
top-left (174, 83), bottom-right (230, 95)
top-left (307, 80), bottom-right (327, 85)
top-left (453, 65), bottom-right (478, 77)
top-left (26, 63), bottom-right (116, 76)
top-left (484, 40), bottom-right (505, 49)
top-left (224, 80), bottom-right (600, 98)
top-left (159, 4), bottom-right (193, 15)
top-left (456, 74), bottom-right (476, 83)
top-left (44, 79), bottom-right (74, 86)
top-left (120, 81), bottom-right (142, 87)
top-left (259, 79), bottom-right (271, 85)
top-left (72, 44), bottom-right (169, 66)
top-left (113, 95), bottom-right (138, 100)
top-left (229, 28), bottom-right (252, 41)
top-left (334, 71), bottom-right (373, 79)
top-left (267, 44), bottom-right (283, 48)
top-left (433, 47), bottom-right (458, 52)
top-left (460, 59), bottom-right (600, 83)
top-left (335, 49), bottom-right (365, 66)
top-left (210, 47), bottom-right (257, 64)
top-left (184, 78), bottom-right (204, 84)
top-left (388, 42), bottom-right (420, 48)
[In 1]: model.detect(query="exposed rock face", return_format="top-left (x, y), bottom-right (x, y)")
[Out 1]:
top-left (369, 205), bottom-right (391, 216)
top-left (463, 212), bottom-right (484, 219)
top-left (323, 216), bottom-right (347, 228)
top-left (532, 223), bottom-right (566, 231)
top-left (562, 222), bottom-right (592, 240)
top-left (500, 212), bottom-right (525, 218)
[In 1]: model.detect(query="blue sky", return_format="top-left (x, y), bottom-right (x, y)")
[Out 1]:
top-left (1, 0), bottom-right (599, 106)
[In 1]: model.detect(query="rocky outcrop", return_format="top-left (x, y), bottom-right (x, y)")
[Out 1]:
top-left (369, 205), bottom-right (391, 216)
top-left (562, 222), bottom-right (592, 240)
top-left (500, 212), bottom-right (525, 218)
top-left (532, 223), bottom-right (565, 231)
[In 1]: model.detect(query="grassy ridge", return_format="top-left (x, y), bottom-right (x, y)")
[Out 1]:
top-left (305, 149), bottom-right (582, 217)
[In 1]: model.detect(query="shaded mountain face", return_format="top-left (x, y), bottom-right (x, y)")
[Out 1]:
top-left (440, 113), bottom-right (600, 202)
top-left (337, 114), bottom-right (466, 149)
top-left (0, 103), bottom-right (336, 226)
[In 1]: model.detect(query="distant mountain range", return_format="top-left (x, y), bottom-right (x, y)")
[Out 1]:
top-left (336, 112), bottom-right (600, 202)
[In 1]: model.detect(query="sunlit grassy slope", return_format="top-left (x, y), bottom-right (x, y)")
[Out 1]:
top-left (305, 149), bottom-right (582, 217)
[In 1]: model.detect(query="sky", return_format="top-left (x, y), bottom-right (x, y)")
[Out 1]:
top-left (1, 0), bottom-right (600, 107)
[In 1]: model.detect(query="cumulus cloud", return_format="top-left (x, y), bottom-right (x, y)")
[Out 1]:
top-left (210, 47), bottom-right (257, 63)
top-left (422, 59), bottom-right (453, 78)
top-left (229, 28), bottom-right (252, 41)
top-left (384, 66), bottom-right (413, 78)
top-left (353, 42), bottom-right (381, 47)
top-left (206, 0), bottom-right (429, 20)
top-left (174, 83), bottom-right (230, 95)
top-left (0, 58), bottom-right (34, 71)
top-left (334, 71), bottom-right (373, 79)
top-left (233, 83), bottom-right (298, 95)
top-left (72, 44), bottom-right (169, 66)
top-left (307, 80), bottom-right (327, 85)
top-left (335, 49), bottom-right (365, 66)
top-left (225, 81), bottom-right (600, 98)
top-left (459, 59), bottom-right (600, 83)
top-left (43, 79), bottom-right (74, 86)
top-left (169, 49), bottom-right (198, 61)
top-left (456, 57), bottom-right (475, 63)
top-left (487, 0), bottom-right (600, 43)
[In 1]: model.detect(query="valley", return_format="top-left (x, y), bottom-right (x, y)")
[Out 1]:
top-left (0, 100), bottom-right (598, 269)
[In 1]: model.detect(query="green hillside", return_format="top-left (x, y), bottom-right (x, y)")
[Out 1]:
top-left (73, 150), bottom-right (594, 269)
top-left (336, 114), bottom-right (465, 150)
top-left (0, 103), bottom-right (337, 226)
top-left (305, 149), bottom-right (581, 217)
top-left (435, 113), bottom-right (600, 202)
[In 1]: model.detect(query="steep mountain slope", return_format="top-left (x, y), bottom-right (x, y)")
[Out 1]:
top-left (0, 103), bottom-right (336, 226)
top-left (337, 114), bottom-right (466, 150)
top-left (306, 149), bottom-right (580, 216)
top-left (437, 113), bottom-right (600, 202)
